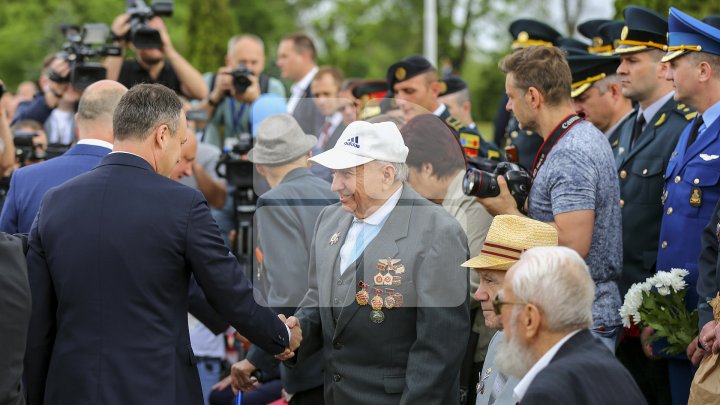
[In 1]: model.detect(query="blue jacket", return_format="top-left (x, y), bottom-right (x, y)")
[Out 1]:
top-left (0, 143), bottom-right (110, 234)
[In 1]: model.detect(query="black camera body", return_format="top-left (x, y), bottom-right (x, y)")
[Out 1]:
top-left (13, 130), bottom-right (46, 164)
top-left (54, 24), bottom-right (122, 91)
top-left (226, 65), bottom-right (254, 95)
top-left (463, 161), bottom-right (531, 210)
top-left (126, 0), bottom-right (174, 49)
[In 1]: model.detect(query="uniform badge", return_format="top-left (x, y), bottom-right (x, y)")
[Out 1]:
top-left (255, 247), bottom-right (264, 280)
top-left (661, 188), bottom-right (668, 206)
top-left (690, 188), bottom-right (702, 207)
top-left (700, 154), bottom-right (719, 161)
top-left (329, 232), bottom-right (340, 245)
top-left (370, 310), bottom-right (385, 324)
top-left (618, 146), bottom-right (625, 155)
top-left (370, 288), bottom-right (385, 323)
top-left (395, 67), bottom-right (407, 81)
top-left (356, 282), bottom-right (369, 306)
top-left (716, 221), bottom-right (720, 241)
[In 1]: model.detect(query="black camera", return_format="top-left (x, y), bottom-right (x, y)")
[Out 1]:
top-left (126, 0), bottom-right (174, 49)
top-left (53, 24), bottom-right (122, 91)
top-left (13, 130), bottom-right (47, 164)
top-left (225, 65), bottom-right (254, 95)
top-left (463, 161), bottom-right (531, 209)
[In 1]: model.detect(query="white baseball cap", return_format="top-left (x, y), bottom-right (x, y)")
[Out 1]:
top-left (309, 120), bottom-right (409, 170)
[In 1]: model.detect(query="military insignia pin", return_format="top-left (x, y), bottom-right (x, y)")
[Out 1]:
top-left (329, 232), bottom-right (340, 245)
top-left (690, 188), bottom-right (702, 207)
top-left (395, 67), bottom-right (406, 81)
top-left (716, 222), bottom-right (720, 241)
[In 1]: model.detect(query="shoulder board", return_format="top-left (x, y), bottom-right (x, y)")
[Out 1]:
top-left (654, 112), bottom-right (667, 127)
top-left (444, 115), bottom-right (465, 132)
top-left (676, 103), bottom-right (686, 110)
top-left (487, 150), bottom-right (500, 160)
top-left (685, 111), bottom-right (699, 120)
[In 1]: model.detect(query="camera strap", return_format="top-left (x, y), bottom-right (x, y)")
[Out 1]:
top-left (530, 114), bottom-right (583, 180)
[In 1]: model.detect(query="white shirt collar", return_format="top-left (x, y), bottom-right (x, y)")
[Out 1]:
top-left (512, 329), bottom-right (582, 402)
top-left (77, 139), bottom-right (113, 150)
top-left (639, 91), bottom-right (675, 125)
top-left (357, 184), bottom-right (403, 226)
top-left (291, 66), bottom-right (319, 95)
top-left (433, 103), bottom-right (446, 116)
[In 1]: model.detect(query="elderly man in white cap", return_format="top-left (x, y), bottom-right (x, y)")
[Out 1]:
top-left (284, 120), bottom-right (471, 404)
top-left (228, 114), bottom-right (336, 404)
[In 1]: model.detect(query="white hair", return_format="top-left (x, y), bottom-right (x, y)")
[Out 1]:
top-left (375, 160), bottom-right (408, 182)
top-left (511, 246), bottom-right (594, 332)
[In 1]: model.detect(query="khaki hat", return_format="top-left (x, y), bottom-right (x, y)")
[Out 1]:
top-left (247, 114), bottom-right (317, 165)
top-left (461, 215), bottom-right (558, 270)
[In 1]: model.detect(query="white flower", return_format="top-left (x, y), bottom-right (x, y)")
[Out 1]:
top-left (658, 287), bottom-right (671, 296)
top-left (620, 281), bottom-right (647, 327)
top-left (669, 268), bottom-right (689, 292)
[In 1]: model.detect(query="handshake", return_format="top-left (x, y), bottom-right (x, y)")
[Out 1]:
top-left (229, 314), bottom-right (302, 394)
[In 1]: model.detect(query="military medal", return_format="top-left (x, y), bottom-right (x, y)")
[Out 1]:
top-left (371, 289), bottom-right (384, 310)
top-left (716, 222), bottom-right (720, 241)
top-left (382, 273), bottom-right (394, 286)
top-left (355, 282), bottom-right (369, 306)
top-left (370, 310), bottom-right (385, 324)
top-left (392, 276), bottom-right (402, 286)
top-left (394, 264), bottom-right (405, 274)
top-left (329, 232), bottom-right (340, 245)
top-left (690, 187), bottom-right (702, 207)
top-left (384, 288), bottom-right (396, 309)
top-left (374, 272), bottom-right (384, 285)
top-left (392, 291), bottom-right (403, 308)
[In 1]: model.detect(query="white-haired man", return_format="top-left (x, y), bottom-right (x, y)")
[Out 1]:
top-left (495, 247), bottom-right (646, 405)
top-left (285, 120), bottom-right (470, 404)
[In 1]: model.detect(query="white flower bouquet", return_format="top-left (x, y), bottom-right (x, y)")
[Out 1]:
top-left (619, 268), bottom-right (699, 355)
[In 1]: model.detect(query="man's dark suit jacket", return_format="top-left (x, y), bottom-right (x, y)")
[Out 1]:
top-left (522, 329), bottom-right (647, 405)
top-left (0, 233), bottom-right (31, 405)
top-left (292, 84), bottom-right (324, 136)
top-left (0, 143), bottom-right (111, 234)
top-left (24, 152), bottom-right (289, 405)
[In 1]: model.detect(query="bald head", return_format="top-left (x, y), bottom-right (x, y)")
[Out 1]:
top-left (76, 80), bottom-right (128, 143)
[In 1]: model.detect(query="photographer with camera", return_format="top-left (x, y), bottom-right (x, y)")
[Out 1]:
top-left (475, 46), bottom-right (623, 353)
top-left (199, 34), bottom-right (286, 149)
top-left (105, 1), bottom-right (207, 100)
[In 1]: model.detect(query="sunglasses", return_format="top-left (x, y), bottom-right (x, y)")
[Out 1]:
top-left (492, 293), bottom-right (527, 316)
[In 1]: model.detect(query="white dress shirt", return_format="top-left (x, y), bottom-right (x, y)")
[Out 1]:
top-left (287, 66), bottom-right (319, 114)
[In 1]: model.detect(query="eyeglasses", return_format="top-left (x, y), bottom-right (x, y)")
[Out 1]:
top-left (492, 293), bottom-right (526, 316)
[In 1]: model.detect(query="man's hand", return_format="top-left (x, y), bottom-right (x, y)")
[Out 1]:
top-left (699, 320), bottom-right (717, 352)
top-left (110, 13), bottom-right (132, 44)
top-left (212, 375), bottom-right (232, 391)
top-left (274, 314), bottom-right (302, 361)
top-left (640, 327), bottom-right (655, 359)
top-left (230, 359), bottom-right (257, 394)
top-left (233, 74), bottom-right (260, 104)
top-left (476, 176), bottom-right (523, 217)
top-left (207, 66), bottom-right (233, 106)
top-left (688, 336), bottom-right (709, 367)
top-left (148, 16), bottom-right (174, 54)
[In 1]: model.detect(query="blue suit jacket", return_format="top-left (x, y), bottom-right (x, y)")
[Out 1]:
top-left (24, 152), bottom-right (289, 405)
top-left (0, 143), bottom-right (110, 234)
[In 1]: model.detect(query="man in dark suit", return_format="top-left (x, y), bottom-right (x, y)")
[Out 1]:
top-left (0, 80), bottom-right (127, 234)
top-left (24, 84), bottom-right (301, 405)
top-left (495, 246), bottom-right (646, 405)
top-left (0, 233), bottom-right (30, 405)
top-left (277, 33), bottom-right (324, 135)
top-left (285, 120), bottom-right (470, 404)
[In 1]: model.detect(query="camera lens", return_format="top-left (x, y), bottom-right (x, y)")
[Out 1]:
top-left (462, 168), bottom-right (500, 198)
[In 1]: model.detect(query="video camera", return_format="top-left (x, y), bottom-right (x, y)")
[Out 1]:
top-left (52, 24), bottom-right (122, 91)
top-left (126, 0), bottom-right (174, 49)
top-left (462, 160), bottom-right (531, 210)
top-left (13, 130), bottom-right (47, 164)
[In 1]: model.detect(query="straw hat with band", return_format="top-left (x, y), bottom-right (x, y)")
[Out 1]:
top-left (461, 215), bottom-right (558, 270)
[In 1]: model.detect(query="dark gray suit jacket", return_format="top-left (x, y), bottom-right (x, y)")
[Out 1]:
top-left (0, 233), bottom-right (30, 405)
top-left (522, 329), bottom-right (647, 405)
top-left (293, 84), bottom-right (324, 136)
top-left (295, 185), bottom-right (470, 405)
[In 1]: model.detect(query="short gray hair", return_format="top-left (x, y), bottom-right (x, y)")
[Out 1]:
top-left (593, 74), bottom-right (620, 95)
top-left (227, 34), bottom-right (265, 57)
top-left (510, 246), bottom-right (594, 332)
top-left (113, 84), bottom-right (182, 141)
top-left (375, 160), bottom-right (408, 182)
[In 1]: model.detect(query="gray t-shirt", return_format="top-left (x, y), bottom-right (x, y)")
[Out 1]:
top-left (528, 120), bottom-right (622, 329)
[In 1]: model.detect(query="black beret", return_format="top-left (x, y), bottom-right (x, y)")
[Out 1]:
top-left (509, 19), bottom-right (563, 48)
top-left (386, 55), bottom-right (434, 92)
top-left (438, 75), bottom-right (467, 97)
top-left (351, 80), bottom-right (388, 100)
top-left (615, 6), bottom-right (669, 54)
top-left (567, 54), bottom-right (620, 98)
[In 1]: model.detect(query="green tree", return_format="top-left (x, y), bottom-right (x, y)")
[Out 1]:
top-left (186, 0), bottom-right (237, 73)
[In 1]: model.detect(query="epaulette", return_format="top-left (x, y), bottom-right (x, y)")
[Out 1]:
top-left (654, 112), bottom-right (667, 127)
top-left (685, 111), bottom-right (699, 120)
top-left (675, 103), bottom-right (697, 120)
top-left (444, 115), bottom-right (465, 133)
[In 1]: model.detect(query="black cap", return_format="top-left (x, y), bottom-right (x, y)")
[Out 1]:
top-left (557, 37), bottom-right (590, 55)
top-left (703, 16), bottom-right (720, 30)
top-left (351, 80), bottom-right (388, 100)
top-left (615, 6), bottom-right (669, 54)
top-left (438, 76), bottom-right (467, 97)
top-left (386, 55), bottom-right (434, 93)
top-left (567, 54), bottom-right (620, 98)
top-left (508, 19), bottom-right (562, 49)
top-left (594, 21), bottom-right (625, 53)
top-left (578, 19), bottom-right (613, 41)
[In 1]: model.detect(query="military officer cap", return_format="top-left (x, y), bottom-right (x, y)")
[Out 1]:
top-left (579, 19), bottom-right (612, 41)
top-left (663, 7), bottom-right (720, 62)
top-left (557, 37), bottom-right (590, 56)
top-left (578, 19), bottom-right (624, 54)
top-left (615, 6), bottom-right (669, 54)
top-left (386, 55), bottom-right (434, 94)
top-left (702, 16), bottom-right (720, 30)
top-left (438, 75), bottom-right (467, 97)
top-left (508, 19), bottom-right (562, 49)
top-left (566, 53), bottom-right (621, 98)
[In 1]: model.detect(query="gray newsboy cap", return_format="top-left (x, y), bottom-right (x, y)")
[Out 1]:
top-left (247, 114), bottom-right (318, 165)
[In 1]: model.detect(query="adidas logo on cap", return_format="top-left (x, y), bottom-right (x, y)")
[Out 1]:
top-left (344, 136), bottom-right (360, 148)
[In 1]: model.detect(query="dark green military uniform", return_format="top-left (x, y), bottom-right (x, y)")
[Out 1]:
top-left (438, 106), bottom-right (501, 161)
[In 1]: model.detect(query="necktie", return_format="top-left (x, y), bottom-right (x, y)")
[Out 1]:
top-left (686, 115), bottom-right (705, 150)
top-left (317, 121), bottom-right (332, 150)
top-left (630, 114), bottom-right (646, 149)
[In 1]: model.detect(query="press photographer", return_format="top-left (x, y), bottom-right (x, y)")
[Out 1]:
top-left (475, 45), bottom-right (624, 352)
top-left (199, 34), bottom-right (286, 150)
top-left (104, 0), bottom-right (207, 100)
